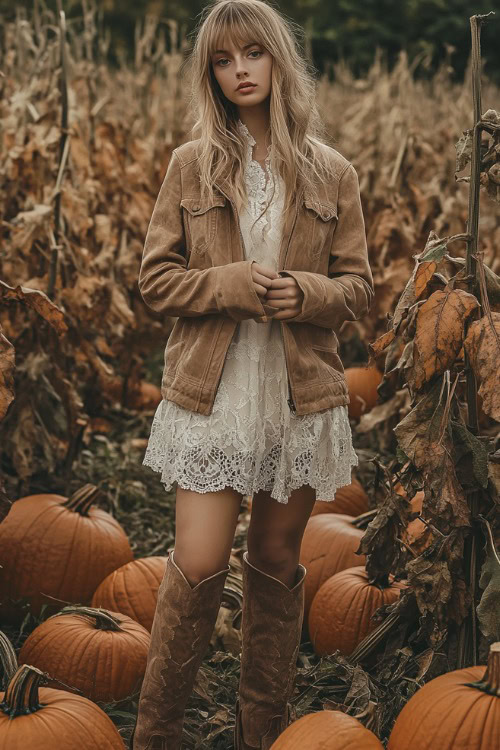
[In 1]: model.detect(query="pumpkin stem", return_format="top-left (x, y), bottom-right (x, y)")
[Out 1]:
top-left (0, 631), bottom-right (18, 689)
top-left (0, 665), bottom-right (47, 717)
top-left (60, 484), bottom-right (102, 516)
top-left (464, 641), bottom-right (500, 696)
top-left (52, 605), bottom-right (124, 631)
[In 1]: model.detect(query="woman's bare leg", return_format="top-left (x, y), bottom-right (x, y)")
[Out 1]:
top-left (173, 484), bottom-right (244, 586)
top-left (246, 484), bottom-right (316, 588)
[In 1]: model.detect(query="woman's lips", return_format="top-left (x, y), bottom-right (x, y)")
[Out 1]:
top-left (237, 84), bottom-right (257, 93)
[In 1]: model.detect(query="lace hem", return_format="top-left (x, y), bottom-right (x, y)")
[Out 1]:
top-left (142, 398), bottom-right (358, 504)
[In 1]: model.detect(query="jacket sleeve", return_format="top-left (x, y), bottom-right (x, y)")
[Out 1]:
top-left (138, 151), bottom-right (279, 322)
top-left (280, 163), bottom-right (374, 330)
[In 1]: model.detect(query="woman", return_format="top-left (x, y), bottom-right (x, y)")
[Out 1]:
top-left (132, 1), bottom-right (374, 748)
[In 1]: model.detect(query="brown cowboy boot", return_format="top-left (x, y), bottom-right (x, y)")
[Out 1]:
top-left (234, 551), bottom-right (306, 750)
top-left (130, 550), bottom-right (230, 750)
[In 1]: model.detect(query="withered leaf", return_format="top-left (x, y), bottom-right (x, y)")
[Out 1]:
top-left (463, 312), bottom-right (500, 421)
top-left (451, 419), bottom-right (489, 489)
top-left (404, 527), bottom-right (471, 641)
top-left (455, 128), bottom-right (473, 173)
top-left (406, 553), bottom-right (452, 624)
top-left (393, 379), bottom-right (445, 471)
top-left (0, 279), bottom-right (68, 335)
top-left (412, 289), bottom-right (479, 390)
top-left (422, 452), bottom-right (471, 533)
top-left (369, 328), bottom-right (395, 358)
top-left (391, 231), bottom-right (443, 329)
top-left (0, 329), bottom-right (15, 422)
top-left (357, 489), bottom-right (414, 580)
top-left (357, 389), bottom-right (409, 434)
top-left (476, 521), bottom-right (500, 640)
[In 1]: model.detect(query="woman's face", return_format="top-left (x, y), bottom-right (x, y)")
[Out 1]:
top-left (211, 37), bottom-right (272, 110)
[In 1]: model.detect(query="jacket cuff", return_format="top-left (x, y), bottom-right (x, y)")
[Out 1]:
top-left (215, 260), bottom-right (273, 321)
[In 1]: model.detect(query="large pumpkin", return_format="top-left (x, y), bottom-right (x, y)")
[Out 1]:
top-left (18, 606), bottom-right (150, 703)
top-left (308, 566), bottom-right (406, 657)
top-left (344, 366), bottom-right (383, 421)
top-left (312, 477), bottom-right (370, 517)
top-left (269, 709), bottom-right (384, 749)
top-left (0, 664), bottom-right (125, 749)
top-left (0, 484), bottom-right (133, 621)
top-left (387, 641), bottom-right (500, 749)
top-left (299, 514), bottom-right (366, 623)
top-left (91, 556), bottom-right (167, 631)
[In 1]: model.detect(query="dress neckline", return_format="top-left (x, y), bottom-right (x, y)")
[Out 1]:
top-left (236, 118), bottom-right (272, 179)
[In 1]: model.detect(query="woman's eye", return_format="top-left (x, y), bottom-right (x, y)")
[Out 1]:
top-left (216, 50), bottom-right (262, 66)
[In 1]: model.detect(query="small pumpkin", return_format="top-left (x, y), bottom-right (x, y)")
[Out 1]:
top-left (269, 709), bottom-right (384, 749)
top-left (344, 365), bottom-right (383, 421)
top-left (299, 514), bottom-right (366, 624)
top-left (0, 664), bottom-right (125, 749)
top-left (312, 477), bottom-right (370, 517)
top-left (91, 556), bottom-right (168, 631)
top-left (387, 641), bottom-right (500, 750)
top-left (0, 484), bottom-right (133, 621)
top-left (308, 565), bottom-right (406, 657)
top-left (103, 378), bottom-right (162, 410)
top-left (18, 606), bottom-right (150, 703)
top-left (127, 381), bottom-right (162, 410)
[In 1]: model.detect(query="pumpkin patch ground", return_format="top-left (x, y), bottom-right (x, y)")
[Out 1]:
top-left (1, 7), bottom-right (499, 750)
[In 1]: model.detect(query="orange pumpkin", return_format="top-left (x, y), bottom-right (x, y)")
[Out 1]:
top-left (312, 477), bottom-right (370, 517)
top-left (91, 556), bottom-right (167, 631)
top-left (18, 606), bottom-right (150, 703)
top-left (128, 381), bottom-right (162, 410)
top-left (0, 664), bottom-right (126, 748)
top-left (387, 641), bottom-right (500, 749)
top-left (269, 709), bottom-right (384, 749)
top-left (344, 366), bottom-right (383, 421)
top-left (308, 566), bottom-right (406, 657)
top-left (0, 485), bottom-right (133, 622)
top-left (104, 378), bottom-right (162, 410)
top-left (299, 514), bottom-right (366, 623)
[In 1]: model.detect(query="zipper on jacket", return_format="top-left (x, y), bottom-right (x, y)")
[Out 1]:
top-left (217, 183), bottom-right (298, 412)
top-left (279, 202), bottom-right (299, 415)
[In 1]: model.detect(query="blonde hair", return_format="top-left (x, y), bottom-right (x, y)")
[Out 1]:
top-left (181, 0), bottom-right (338, 221)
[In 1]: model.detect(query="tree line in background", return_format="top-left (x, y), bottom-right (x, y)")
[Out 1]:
top-left (1, 0), bottom-right (499, 84)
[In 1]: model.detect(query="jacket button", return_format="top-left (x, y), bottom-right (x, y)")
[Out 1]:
top-left (193, 205), bottom-right (200, 212)
top-left (323, 211), bottom-right (330, 220)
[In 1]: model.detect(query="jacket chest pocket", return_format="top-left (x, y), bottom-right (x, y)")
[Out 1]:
top-left (180, 195), bottom-right (226, 255)
top-left (302, 199), bottom-right (338, 262)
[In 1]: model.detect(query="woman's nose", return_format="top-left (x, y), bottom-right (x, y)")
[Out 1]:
top-left (235, 59), bottom-right (249, 77)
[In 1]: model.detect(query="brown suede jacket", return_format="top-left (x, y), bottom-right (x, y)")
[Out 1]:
top-left (138, 139), bottom-right (374, 416)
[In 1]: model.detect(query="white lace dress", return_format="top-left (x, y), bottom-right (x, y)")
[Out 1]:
top-left (142, 120), bottom-right (358, 504)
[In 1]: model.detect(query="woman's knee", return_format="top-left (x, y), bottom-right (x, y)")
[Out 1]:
top-left (172, 547), bottom-right (230, 587)
top-left (246, 533), bottom-right (300, 575)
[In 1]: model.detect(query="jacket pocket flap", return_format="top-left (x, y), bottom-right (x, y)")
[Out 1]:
top-left (303, 198), bottom-right (338, 222)
top-left (181, 195), bottom-right (226, 215)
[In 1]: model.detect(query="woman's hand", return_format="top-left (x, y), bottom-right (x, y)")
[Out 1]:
top-left (250, 261), bottom-right (280, 297)
top-left (263, 274), bottom-right (304, 320)
top-left (250, 262), bottom-right (304, 321)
